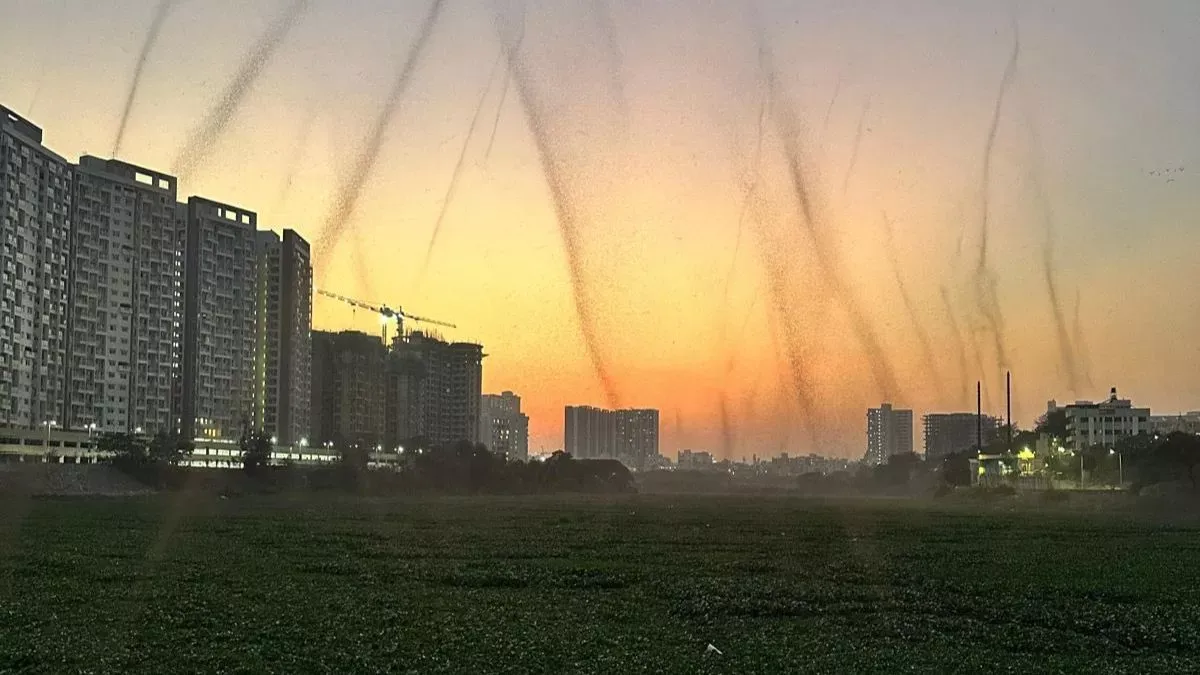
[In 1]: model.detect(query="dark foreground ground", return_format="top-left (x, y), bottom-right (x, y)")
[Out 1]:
top-left (2, 495), bottom-right (1200, 674)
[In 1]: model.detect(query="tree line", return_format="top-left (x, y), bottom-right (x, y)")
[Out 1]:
top-left (96, 431), bottom-right (635, 496)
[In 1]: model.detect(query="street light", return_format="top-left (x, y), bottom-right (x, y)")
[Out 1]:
top-left (1110, 448), bottom-right (1124, 487)
top-left (44, 420), bottom-right (57, 449)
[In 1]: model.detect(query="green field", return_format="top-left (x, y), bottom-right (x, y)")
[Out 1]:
top-left (3, 495), bottom-right (1200, 673)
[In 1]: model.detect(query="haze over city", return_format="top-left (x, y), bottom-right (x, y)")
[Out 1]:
top-left (2, 0), bottom-right (1198, 458)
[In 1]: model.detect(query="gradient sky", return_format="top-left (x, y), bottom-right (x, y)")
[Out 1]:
top-left (2, 0), bottom-right (1198, 458)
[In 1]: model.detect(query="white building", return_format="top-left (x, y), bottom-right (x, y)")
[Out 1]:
top-left (479, 391), bottom-right (529, 461)
top-left (180, 197), bottom-right (259, 440)
top-left (0, 106), bottom-right (73, 429)
top-left (67, 157), bottom-right (181, 434)
top-left (1053, 388), bottom-right (1151, 452)
top-left (865, 403), bottom-right (913, 465)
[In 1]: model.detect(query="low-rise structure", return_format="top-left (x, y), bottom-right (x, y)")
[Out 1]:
top-left (1051, 388), bottom-right (1151, 452)
top-left (1150, 412), bottom-right (1200, 436)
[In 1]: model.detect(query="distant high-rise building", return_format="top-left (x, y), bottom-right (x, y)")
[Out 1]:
top-left (480, 391), bottom-right (529, 461)
top-left (923, 412), bottom-right (1000, 462)
top-left (179, 197), bottom-right (258, 440)
top-left (564, 405), bottom-right (660, 468)
top-left (310, 330), bottom-right (387, 449)
top-left (66, 156), bottom-right (180, 434)
top-left (564, 406), bottom-right (615, 460)
top-left (254, 229), bottom-right (311, 445)
top-left (0, 106), bottom-right (73, 429)
top-left (616, 409), bottom-right (659, 468)
top-left (865, 403), bottom-right (913, 465)
top-left (387, 332), bottom-right (484, 447)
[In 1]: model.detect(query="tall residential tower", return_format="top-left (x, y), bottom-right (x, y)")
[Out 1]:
top-left (865, 403), bottom-right (913, 465)
top-left (67, 157), bottom-right (181, 434)
top-left (254, 229), bottom-right (312, 444)
top-left (480, 391), bottom-right (530, 460)
top-left (179, 197), bottom-right (258, 440)
top-left (0, 107), bottom-right (73, 429)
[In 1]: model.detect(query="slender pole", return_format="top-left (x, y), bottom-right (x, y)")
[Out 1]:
top-left (1006, 371), bottom-right (1012, 454)
top-left (976, 381), bottom-right (982, 453)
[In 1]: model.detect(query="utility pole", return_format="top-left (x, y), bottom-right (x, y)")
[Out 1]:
top-left (976, 381), bottom-right (982, 453)
top-left (1006, 371), bottom-right (1012, 455)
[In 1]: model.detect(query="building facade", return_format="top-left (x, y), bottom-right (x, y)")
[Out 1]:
top-left (310, 330), bottom-right (388, 449)
top-left (678, 449), bottom-right (715, 471)
top-left (67, 156), bottom-right (180, 434)
top-left (922, 412), bottom-right (1001, 462)
top-left (388, 332), bottom-right (484, 447)
top-left (180, 197), bottom-right (259, 440)
top-left (615, 409), bottom-right (659, 468)
top-left (865, 403), bottom-right (913, 465)
top-left (1150, 412), bottom-right (1200, 437)
top-left (254, 229), bottom-right (311, 445)
top-left (479, 391), bottom-right (529, 460)
top-left (1055, 388), bottom-right (1151, 452)
top-left (0, 107), bottom-right (73, 429)
top-left (564, 405), bottom-right (660, 467)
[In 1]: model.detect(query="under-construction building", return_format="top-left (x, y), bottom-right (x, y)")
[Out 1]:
top-left (387, 332), bottom-right (484, 448)
top-left (310, 330), bottom-right (387, 450)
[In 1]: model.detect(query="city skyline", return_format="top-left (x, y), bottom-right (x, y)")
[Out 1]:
top-left (2, 2), bottom-right (1199, 458)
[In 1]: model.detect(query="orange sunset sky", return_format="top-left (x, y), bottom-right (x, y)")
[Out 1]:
top-left (2, 0), bottom-right (1198, 458)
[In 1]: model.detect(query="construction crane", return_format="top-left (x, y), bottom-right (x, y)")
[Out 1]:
top-left (316, 289), bottom-right (457, 347)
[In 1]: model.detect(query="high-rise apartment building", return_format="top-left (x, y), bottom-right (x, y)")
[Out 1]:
top-left (388, 332), bottom-right (484, 447)
top-left (923, 412), bottom-right (1000, 462)
top-left (180, 197), bottom-right (258, 440)
top-left (254, 229), bottom-right (311, 445)
top-left (310, 330), bottom-right (387, 449)
top-left (66, 156), bottom-right (180, 434)
top-left (480, 391), bottom-right (529, 460)
top-left (865, 403), bottom-right (913, 465)
top-left (565, 405), bottom-right (659, 467)
top-left (616, 409), bottom-right (659, 468)
top-left (565, 406), bottom-right (615, 460)
top-left (0, 106), bottom-right (73, 429)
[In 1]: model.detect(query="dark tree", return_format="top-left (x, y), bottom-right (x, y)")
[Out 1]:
top-left (942, 451), bottom-right (973, 487)
top-left (149, 431), bottom-right (194, 466)
top-left (98, 432), bottom-right (149, 463)
top-left (1159, 432), bottom-right (1200, 489)
top-left (1035, 409), bottom-right (1069, 441)
top-left (240, 431), bottom-right (274, 474)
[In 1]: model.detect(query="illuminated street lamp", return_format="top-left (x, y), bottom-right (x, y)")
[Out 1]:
top-left (1110, 448), bottom-right (1124, 486)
